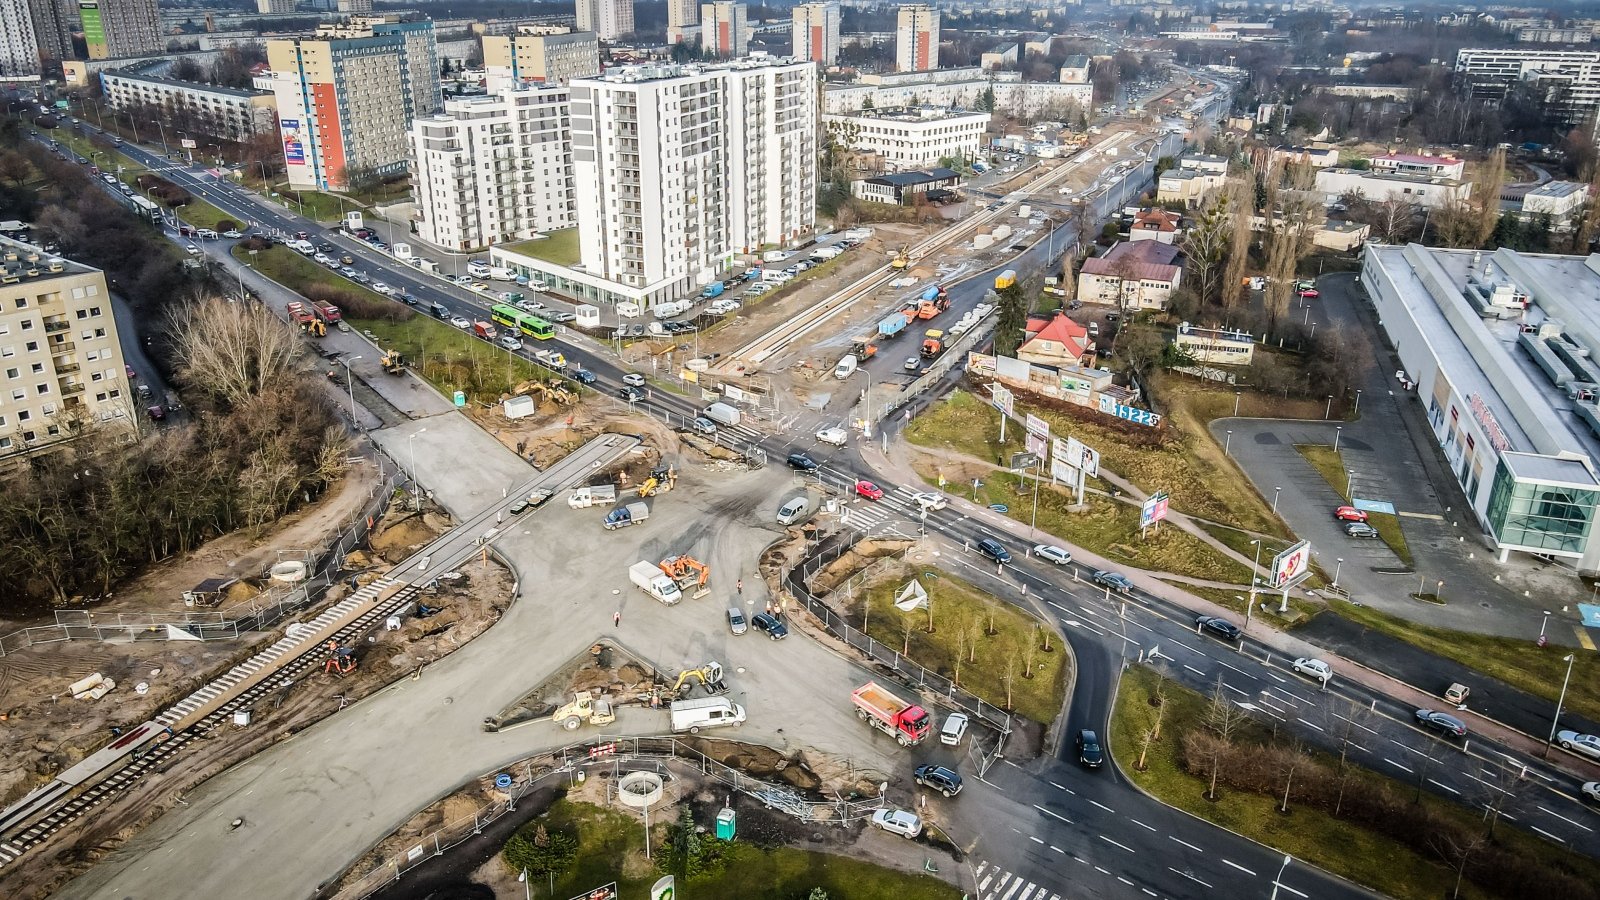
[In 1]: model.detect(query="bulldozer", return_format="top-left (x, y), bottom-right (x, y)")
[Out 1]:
top-left (667, 661), bottom-right (728, 699)
top-left (659, 554), bottom-right (710, 599)
top-left (890, 247), bottom-right (910, 269)
top-left (380, 349), bottom-right (406, 375)
top-left (551, 690), bottom-right (616, 731)
top-left (511, 379), bottom-right (576, 406)
top-left (638, 465), bottom-right (676, 497)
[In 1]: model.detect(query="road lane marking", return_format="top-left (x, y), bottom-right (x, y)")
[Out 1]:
top-left (1533, 825), bottom-right (1568, 843)
top-left (1540, 805), bottom-right (1595, 831)
top-left (1117, 876), bottom-right (1134, 886)
top-left (1050, 845), bottom-right (1065, 854)
top-left (1099, 835), bottom-right (1135, 853)
top-left (1090, 800), bottom-right (1115, 813)
top-left (1169, 836), bottom-right (1203, 852)
top-left (1035, 805), bottom-right (1073, 824)
top-left (1384, 758), bottom-right (1413, 773)
top-left (1184, 664), bottom-right (1206, 677)
top-left (1168, 867), bottom-right (1213, 888)
top-left (1049, 781), bottom-right (1076, 795)
top-left (1030, 836), bottom-right (1044, 844)
top-left (1129, 818), bottom-right (1157, 832)
top-left (1429, 778), bottom-right (1461, 795)
top-left (1273, 880), bottom-right (1309, 898)
top-left (1296, 718), bottom-right (1326, 732)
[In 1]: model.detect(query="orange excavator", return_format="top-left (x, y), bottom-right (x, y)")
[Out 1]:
top-left (322, 640), bottom-right (356, 676)
top-left (659, 555), bottom-right (711, 599)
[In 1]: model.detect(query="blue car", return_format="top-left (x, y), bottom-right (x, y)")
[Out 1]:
top-left (573, 369), bottom-right (597, 385)
top-left (752, 612), bottom-right (788, 640)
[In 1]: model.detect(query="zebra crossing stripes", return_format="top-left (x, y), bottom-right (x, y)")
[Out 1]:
top-left (975, 861), bottom-right (1061, 900)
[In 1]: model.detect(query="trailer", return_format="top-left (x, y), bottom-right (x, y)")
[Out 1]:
top-left (878, 312), bottom-right (912, 338)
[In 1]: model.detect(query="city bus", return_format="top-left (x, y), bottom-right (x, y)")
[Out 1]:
top-left (489, 304), bottom-right (555, 340)
top-left (127, 195), bottom-right (163, 224)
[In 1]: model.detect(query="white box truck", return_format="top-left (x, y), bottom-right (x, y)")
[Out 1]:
top-left (703, 402), bottom-right (741, 427)
top-left (629, 560), bottom-right (681, 605)
top-left (568, 484), bottom-right (618, 508)
top-left (670, 697), bottom-right (746, 734)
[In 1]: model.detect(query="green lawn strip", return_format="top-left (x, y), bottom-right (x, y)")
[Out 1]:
top-left (1296, 444), bottom-right (1413, 565)
top-left (270, 186), bottom-right (354, 223)
top-left (1111, 665), bottom-right (1600, 900)
top-left (233, 244), bottom-right (388, 306)
top-left (854, 565), bottom-right (1067, 722)
top-left (1330, 598), bottom-right (1600, 722)
top-left (504, 227), bottom-right (582, 266)
top-left (524, 798), bottom-right (961, 900)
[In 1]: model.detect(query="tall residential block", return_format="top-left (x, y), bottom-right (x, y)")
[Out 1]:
top-left (0, 0), bottom-right (40, 78)
top-left (792, 2), bottom-right (840, 67)
top-left (267, 33), bottom-right (414, 190)
top-left (895, 4), bottom-right (939, 73)
top-left (411, 87), bottom-right (576, 250)
top-left (700, 2), bottom-right (747, 57)
top-left (371, 19), bottom-right (442, 115)
top-left (667, 0), bottom-right (697, 28)
top-left (30, 0), bottom-right (74, 67)
top-left (483, 27), bottom-right (600, 90)
top-left (80, 0), bottom-right (161, 60)
top-left (568, 58), bottom-right (816, 298)
top-left (576, 0), bottom-right (633, 41)
top-left (0, 237), bottom-right (132, 463)
top-left (338, 0), bottom-right (373, 13)
top-left (256, 0), bottom-right (295, 12)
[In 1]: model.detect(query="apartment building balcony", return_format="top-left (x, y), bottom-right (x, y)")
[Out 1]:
top-left (60, 380), bottom-right (85, 396)
top-left (43, 319), bottom-right (69, 334)
top-left (54, 361), bottom-right (79, 375)
top-left (49, 340), bottom-right (74, 354)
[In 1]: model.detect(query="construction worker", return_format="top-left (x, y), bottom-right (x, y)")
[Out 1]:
top-left (736, 578), bottom-right (744, 595)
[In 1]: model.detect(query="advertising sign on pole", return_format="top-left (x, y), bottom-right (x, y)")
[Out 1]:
top-left (1270, 540), bottom-right (1312, 588)
top-left (989, 384), bottom-right (1013, 416)
top-left (1025, 413), bottom-right (1050, 438)
top-left (1140, 491), bottom-right (1170, 529)
top-left (1025, 432), bottom-right (1047, 459)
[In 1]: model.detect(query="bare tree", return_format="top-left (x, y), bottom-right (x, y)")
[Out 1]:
top-left (900, 611), bottom-right (916, 656)
top-left (981, 594), bottom-right (1000, 636)
top-left (1180, 192), bottom-right (1231, 308)
top-left (1200, 676), bottom-right (1246, 800)
top-left (952, 613), bottom-right (971, 684)
top-left (1135, 699), bottom-right (1165, 771)
top-left (966, 616), bottom-right (983, 664)
top-left (1322, 696), bottom-right (1372, 816)
top-left (1220, 176), bottom-right (1254, 314)
top-left (1022, 625), bottom-right (1039, 678)
top-left (1001, 643), bottom-right (1019, 710)
top-left (1276, 738), bottom-right (1309, 813)
top-left (1472, 148), bottom-right (1506, 249)
top-left (1262, 162), bottom-right (1319, 337)
top-left (1430, 828), bottom-right (1489, 900)
top-left (166, 298), bottom-right (307, 408)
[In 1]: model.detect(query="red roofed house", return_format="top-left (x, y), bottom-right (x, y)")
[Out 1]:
top-left (1130, 207), bottom-right (1180, 244)
top-left (1019, 312), bottom-right (1094, 367)
top-left (1369, 152), bottom-right (1465, 180)
top-left (1076, 241), bottom-right (1184, 311)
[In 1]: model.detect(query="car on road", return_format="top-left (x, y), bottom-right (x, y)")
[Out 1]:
top-left (691, 416), bottom-right (718, 435)
top-left (901, 356), bottom-right (921, 373)
top-left (340, 254), bottom-right (355, 265)
top-left (976, 537), bottom-right (1011, 564)
top-left (572, 369), bottom-right (597, 385)
top-left (618, 386), bottom-right (644, 402)
top-left (746, 283), bottom-right (771, 296)
top-left (469, 281), bottom-right (490, 292)
top-left (940, 712), bottom-right (969, 746)
top-left (1292, 658), bottom-right (1333, 683)
top-left (516, 299), bottom-right (547, 313)
top-left (914, 764), bottom-right (964, 798)
top-left (871, 808), bottom-right (923, 839)
top-left (371, 282), bottom-right (394, 296)
top-left (397, 291), bottom-right (417, 305)
top-left (1195, 615), bottom-right (1242, 642)
top-left (1334, 506), bottom-right (1368, 523)
top-left (222, 229), bottom-right (243, 239)
top-left (1584, 782), bottom-right (1600, 804)
top-left (550, 312), bottom-right (577, 324)
top-left (786, 453), bottom-right (819, 472)
top-left (622, 372), bottom-right (646, 387)
top-left (1032, 544), bottom-right (1072, 565)
top-left (1297, 288), bottom-right (1320, 299)
top-left (498, 336), bottom-right (523, 351)
top-left (1076, 729), bottom-right (1104, 768)
top-left (912, 492), bottom-right (947, 511)
top-left (340, 266), bottom-right (359, 279)
top-left (727, 607), bottom-right (747, 635)
top-left (751, 612), bottom-right (788, 640)
top-left (184, 244), bottom-right (200, 255)
top-left (854, 480), bottom-right (885, 500)
top-left (1414, 709), bottom-right (1467, 738)
top-left (1344, 522), bottom-right (1380, 539)
top-left (196, 228), bottom-right (218, 240)
top-left (1092, 570), bottom-right (1135, 594)
top-left (449, 316), bottom-right (471, 329)
top-left (1558, 731), bottom-right (1600, 759)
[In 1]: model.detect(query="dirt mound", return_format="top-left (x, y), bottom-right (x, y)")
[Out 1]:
top-left (809, 539), bottom-right (914, 595)
top-left (371, 512), bottom-right (443, 556)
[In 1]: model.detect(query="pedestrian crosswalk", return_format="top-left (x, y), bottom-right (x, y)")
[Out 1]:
top-left (840, 485), bottom-right (929, 535)
top-left (975, 861), bottom-right (1062, 900)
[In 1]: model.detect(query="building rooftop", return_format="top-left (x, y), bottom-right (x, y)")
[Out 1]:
top-left (581, 55), bottom-right (804, 84)
top-left (105, 67), bottom-right (270, 99)
top-left (501, 227), bottom-right (581, 266)
top-left (1060, 54), bottom-right (1090, 68)
top-left (864, 168), bottom-right (959, 187)
top-left (1081, 240), bottom-right (1181, 280)
top-left (1526, 180), bottom-right (1586, 199)
top-left (1372, 152), bottom-right (1461, 166)
top-left (1501, 452), bottom-right (1600, 488)
top-left (826, 106), bottom-right (989, 122)
top-left (0, 234), bottom-right (88, 282)
top-left (1322, 167), bottom-right (1462, 186)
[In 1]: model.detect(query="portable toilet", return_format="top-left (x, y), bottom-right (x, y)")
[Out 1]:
top-left (715, 807), bottom-right (736, 840)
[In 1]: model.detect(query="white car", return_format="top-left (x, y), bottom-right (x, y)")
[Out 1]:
top-left (940, 712), bottom-right (969, 746)
top-left (1584, 782), bottom-right (1600, 804)
top-left (622, 373), bottom-right (646, 387)
top-left (815, 426), bottom-right (848, 447)
top-left (498, 336), bottom-right (523, 351)
top-left (196, 228), bottom-right (218, 239)
top-left (1032, 544), bottom-right (1072, 565)
top-left (222, 229), bottom-right (243, 239)
top-left (912, 492), bottom-right (947, 512)
top-left (449, 316), bottom-right (471, 329)
top-left (184, 244), bottom-right (200, 255)
top-left (1558, 731), bottom-right (1600, 760)
top-left (515, 299), bottom-right (546, 312)
top-left (1292, 658), bottom-right (1333, 684)
top-left (903, 356), bottom-right (920, 372)
top-left (370, 282), bottom-right (394, 296)
top-left (870, 808), bottom-right (923, 839)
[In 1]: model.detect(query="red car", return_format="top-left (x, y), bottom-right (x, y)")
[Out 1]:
top-left (1334, 506), bottom-right (1367, 523)
top-left (1297, 288), bottom-right (1320, 299)
top-left (855, 480), bottom-right (885, 500)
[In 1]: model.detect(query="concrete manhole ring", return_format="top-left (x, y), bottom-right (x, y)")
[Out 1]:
top-left (617, 771), bottom-right (664, 808)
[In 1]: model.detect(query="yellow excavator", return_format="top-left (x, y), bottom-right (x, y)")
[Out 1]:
top-left (511, 378), bottom-right (576, 406)
top-left (551, 690), bottom-right (616, 731)
top-left (890, 247), bottom-right (910, 269)
top-left (380, 349), bottom-right (406, 375)
top-left (638, 465), bottom-right (676, 497)
top-left (659, 554), bottom-right (710, 599)
top-left (667, 661), bottom-right (728, 699)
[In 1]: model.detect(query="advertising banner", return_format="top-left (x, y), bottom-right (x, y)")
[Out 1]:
top-left (1025, 413), bottom-right (1049, 438)
top-left (281, 119), bottom-right (305, 164)
top-left (1270, 540), bottom-right (1312, 588)
top-left (1140, 491), bottom-right (1170, 528)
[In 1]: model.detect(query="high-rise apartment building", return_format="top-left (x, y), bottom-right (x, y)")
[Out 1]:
top-left (267, 33), bottom-right (414, 190)
top-left (80, 0), bottom-right (161, 60)
top-left (338, 0), bottom-right (373, 14)
top-left (667, 0), bottom-right (697, 28)
top-left (575, 0), bottom-right (633, 41)
top-left (700, 2), bottom-right (747, 57)
top-left (1456, 47), bottom-right (1600, 134)
top-left (895, 4), bottom-right (939, 73)
top-left (30, 0), bottom-right (74, 68)
top-left (483, 26), bottom-right (600, 90)
top-left (0, 0), bottom-right (41, 78)
top-left (792, 2), bottom-right (840, 67)
top-left (256, 0), bottom-right (295, 13)
top-left (0, 237), bottom-right (132, 463)
top-left (567, 58), bottom-right (815, 300)
top-left (411, 87), bottom-right (576, 250)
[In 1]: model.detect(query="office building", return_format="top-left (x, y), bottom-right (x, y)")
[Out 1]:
top-left (792, 2), bottom-right (840, 66)
top-left (667, 0), bottom-right (697, 28)
top-left (1313, 168), bottom-right (1470, 209)
top-left (1077, 240), bottom-right (1184, 310)
top-left (700, 2), bottom-right (747, 57)
top-left (411, 87), bottom-right (576, 250)
top-left (80, 0), bottom-right (161, 60)
top-left (1360, 244), bottom-right (1600, 573)
top-left (267, 33), bottom-right (414, 190)
top-left (895, 4), bottom-right (939, 73)
top-left (0, 0), bottom-right (40, 78)
top-left (1519, 181), bottom-right (1589, 228)
top-left (30, 0), bottom-right (74, 68)
top-left (1456, 47), bottom-right (1600, 133)
top-left (822, 107), bottom-right (988, 172)
top-left (0, 237), bottom-right (132, 463)
top-left (850, 167), bottom-right (959, 205)
top-left (483, 27), bottom-right (599, 89)
top-left (101, 68), bottom-right (279, 142)
top-left (576, 0), bottom-right (633, 41)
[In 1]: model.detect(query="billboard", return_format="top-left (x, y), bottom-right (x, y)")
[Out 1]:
top-left (1025, 413), bottom-right (1049, 438)
top-left (1067, 436), bottom-right (1099, 478)
top-left (989, 384), bottom-right (1013, 416)
top-left (1140, 491), bottom-right (1169, 528)
top-left (1025, 432), bottom-right (1047, 459)
top-left (1269, 540), bottom-right (1312, 588)
top-left (280, 119), bottom-right (305, 164)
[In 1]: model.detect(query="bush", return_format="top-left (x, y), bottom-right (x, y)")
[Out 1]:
top-left (502, 823), bottom-right (577, 881)
top-left (301, 282), bottom-right (413, 323)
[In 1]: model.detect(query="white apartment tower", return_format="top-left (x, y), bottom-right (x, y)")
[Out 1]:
top-left (411, 87), bottom-right (576, 250)
top-left (792, 2), bottom-right (840, 67)
top-left (667, 0), bottom-right (697, 28)
top-left (576, 0), bottom-right (634, 41)
top-left (700, 2), bottom-right (748, 57)
top-left (896, 4), bottom-right (939, 73)
top-left (569, 58), bottom-right (816, 298)
top-left (0, 0), bottom-right (40, 78)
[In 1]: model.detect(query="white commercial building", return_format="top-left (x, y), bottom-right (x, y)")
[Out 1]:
top-left (1314, 168), bottom-right (1470, 209)
top-left (576, 0), bottom-right (634, 41)
top-left (700, 2), bottom-right (748, 57)
top-left (823, 107), bottom-right (989, 172)
top-left (824, 68), bottom-right (1090, 117)
top-left (1520, 181), bottom-right (1589, 228)
top-left (1361, 243), bottom-right (1600, 573)
top-left (792, 2), bottom-right (840, 66)
top-left (895, 4), bottom-right (939, 73)
top-left (410, 87), bottom-right (576, 251)
top-left (1370, 152), bottom-right (1465, 180)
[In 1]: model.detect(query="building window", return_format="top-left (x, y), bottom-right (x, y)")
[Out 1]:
top-left (1486, 464), bottom-right (1599, 555)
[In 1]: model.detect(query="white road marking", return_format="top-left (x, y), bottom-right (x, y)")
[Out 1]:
top-left (1035, 805), bottom-right (1073, 824)
top-left (1540, 806), bottom-right (1595, 831)
top-left (1296, 718), bottom-right (1326, 733)
top-left (1428, 778), bottom-right (1461, 795)
top-left (1049, 781), bottom-right (1076, 795)
top-left (1265, 671), bottom-right (1288, 684)
top-left (1169, 836), bottom-right (1203, 852)
top-left (1222, 859), bottom-right (1256, 876)
top-left (1050, 845), bottom-right (1065, 854)
top-left (1168, 867), bottom-right (1213, 888)
top-left (1129, 818), bottom-right (1157, 832)
top-left (1099, 835), bottom-right (1135, 852)
top-left (1533, 825), bottom-right (1568, 843)
top-left (1090, 799), bottom-right (1115, 813)
top-left (1273, 880), bottom-right (1309, 898)
top-left (1030, 836), bottom-right (1044, 845)
top-left (1184, 664), bottom-right (1206, 677)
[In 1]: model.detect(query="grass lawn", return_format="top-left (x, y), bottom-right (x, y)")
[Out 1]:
top-left (855, 566), bottom-right (1068, 722)
top-left (504, 227), bottom-right (582, 266)
top-left (1330, 599), bottom-right (1600, 721)
top-left (1111, 665), bottom-right (1600, 900)
top-left (270, 186), bottom-right (349, 223)
top-left (1295, 443), bottom-right (1413, 565)
top-left (524, 798), bottom-right (961, 900)
top-left (233, 244), bottom-right (388, 306)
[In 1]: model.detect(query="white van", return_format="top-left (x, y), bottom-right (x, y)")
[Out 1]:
top-left (489, 266), bottom-right (517, 281)
top-left (815, 426), bottom-right (847, 447)
top-left (833, 355), bottom-right (858, 379)
top-left (777, 496), bottom-right (808, 526)
top-left (467, 260), bottom-right (491, 278)
top-left (670, 697), bottom-right (746, 734)
top-left (762, 250), bottom-right (789, 263)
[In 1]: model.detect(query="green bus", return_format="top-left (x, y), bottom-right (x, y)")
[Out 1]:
top-left (489, 304), bottom-right (555, 340)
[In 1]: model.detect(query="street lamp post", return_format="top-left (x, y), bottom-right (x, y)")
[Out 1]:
top-left (1234, 391), bottom-right (1241, 416)
top-left (1540, 609), bottom-right (1553, 646)
top-left (1269, 855), bottom-right (1293, 900)
top-left (407, 427), bottom-right (427, 481)
top-left (339, 356), bottom-right (362, 425)
top-left (1272, 486), bottom-right (1282, 514)
top-left (1224, 429), bottom-right (1232, 455)
top-left (1249, 539), bottom-right (1264, 610)
top-left (153, 120), bottom-right (169, 155)
top-left (1334, 426), bottom-right (1342, 452)
top-left (1547, 653), bottom-right (1577, 755)
top-left (1333, 557), bottom-right (1344, 587)
top-left (1324, 395), bottom-right (1333, 419)
top-left (1346, 468), bottom-right (1354, 497)
top-left (1354, 389), bottom-right (1362, 415)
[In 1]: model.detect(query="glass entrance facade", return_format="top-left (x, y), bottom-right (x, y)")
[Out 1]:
top-left (1486, 462), bottom-right (1600, 556)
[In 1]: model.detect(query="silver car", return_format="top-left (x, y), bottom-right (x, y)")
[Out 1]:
top-left (1558, 730), bottom-right (1600, 759)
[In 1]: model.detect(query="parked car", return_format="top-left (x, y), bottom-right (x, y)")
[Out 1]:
top-left (1292, 658), bottom-right (1333, 683)
top-left (1032, 544), bottom-right (1072, 565)
top-left (184, 244), bottom-right (200, 255)
top-left (871, 808), bottom-right (923, 839)
top-left (1196, 615), bottom-right (1242, 642)
top-left (1345, 522), bottom-right (1380, 539)
top-left (370, 282), bottom-right (394, 296)
top-left (1092, 570), bottom-right (1135, 594)
top-left (976, 537), bottom-right (1011, 564)
top-left (786, 453), bottom-right (819, 472)
top-left (854, 480), bottom-right (885, 500)
top-left (516, 299), bottom-right (546, 312)
top-left (751, 612), bottom-right (788, 640)
top-left (1558, 731), bottom-right (1600, 760)
top-left (551, 312), bottom-right (576, 323)
top-left (913, 764), bottom-right (963, 798)
top-left (622, 373), bottom-right (647, 387)
top-left (1583, 782), bottom-right (1600, 804)
top-left (498, 336), bottom-right (523, 351)
top-left (940, 712), bottom-right (969, 746)
top-left (1414, 709), bottom-right (1467, 739)
top-left (1076, 729), bottom-right (1104, 768)
top-left (1334, 506), bottom-right (1368, 523)
top-left (727, 607), bottom-right (747, 636)
top-left (1297, 288), bottom-right (1320, 299)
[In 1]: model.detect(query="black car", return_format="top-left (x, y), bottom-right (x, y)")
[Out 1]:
top-left (618, 386), bottom-right (644, 402)
top-left (397, 291), bottom-right (417, 305)
top-left (786, 453), bottom-right (819, 472)
top-left (913, 764), bottom-right (964, 797)
top-left (1414, 709), bottom-right (1467, 739)
top-left (751, 612), bottom-right (788, 640)
top-left (573, 369), bottom-right (597, 385)
top-left (316, 242), bottom-right (335, 254)
top-left (1195, 615), bottom-right (1242, 642)
top-left (976, 537), bottom-right (1011, 564)
top-left (1092, 570), bottom-right (1135, 594)
top-left (1076, 729), bottom-right (1104, 768)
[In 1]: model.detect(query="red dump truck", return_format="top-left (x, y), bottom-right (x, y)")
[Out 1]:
top-left (312, 300), bottom-right (342, 324)
top-left (286, 301), bottom-right (315, 326)
top-left (851, 681), bottom-right (931, 747)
